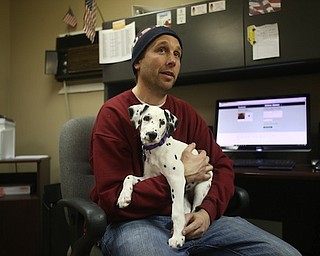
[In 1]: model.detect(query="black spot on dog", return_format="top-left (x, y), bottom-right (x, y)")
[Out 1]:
top-left (140, 105), bottom-right (149, 115)
top-left (164, 165), bottom-right (167, 168)
top-left (174, 119), bottom-right (179, 129)
top-left (171, 189), bottom-right (175, 199)
top-left (173, 167), bottom-right (176, 170)
top-left (164, 110), bottom-right (169, 120)
top-left (159, 119), bottom-right (166, 128)
top-left (174, 155), bottom-right (177, 160)
top-left (128, 108), bottom-right (134, 118)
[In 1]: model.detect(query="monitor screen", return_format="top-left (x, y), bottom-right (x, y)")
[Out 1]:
top-left (215, 94), bottom-right (311, 152)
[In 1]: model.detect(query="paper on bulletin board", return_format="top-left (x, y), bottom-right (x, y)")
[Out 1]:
top-left (99, 22), bottom-right (136, 64)
top-left (251, 23), bottom-right (280, 61)
top-left (177, 7), bottom-right (186, 25)
top-left (191, 3), bottom-right (207, 16)
top-left (157, 11), bottom-right (172, 27)
top-left (209, 1), bottom-right (226, 13)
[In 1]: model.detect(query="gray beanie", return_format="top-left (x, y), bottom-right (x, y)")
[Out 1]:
top-left (131, 26), bottom-right (183, 74)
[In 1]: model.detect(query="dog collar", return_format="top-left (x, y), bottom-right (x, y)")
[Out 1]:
top-left (142, 134), bottom-right (168, 151)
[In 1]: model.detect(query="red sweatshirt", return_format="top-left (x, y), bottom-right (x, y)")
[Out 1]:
top-left (90, 90), bottom-right (234, 222)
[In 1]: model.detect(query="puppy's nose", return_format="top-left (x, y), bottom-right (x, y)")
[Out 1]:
top-left (146, 132), bottom-right (157, 141)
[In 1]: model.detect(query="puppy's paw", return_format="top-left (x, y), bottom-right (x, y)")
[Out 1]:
top-left (117, 189), bottom-right (132, 208)
top-left (168, 235), bottom-right (185, 248)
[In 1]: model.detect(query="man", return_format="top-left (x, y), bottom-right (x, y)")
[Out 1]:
top-left (90, 26), bottom-right (301, 255)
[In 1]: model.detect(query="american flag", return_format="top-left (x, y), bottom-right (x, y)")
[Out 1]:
top-left (63, 7), bottom-right (77, 27)
top-left (249, 0), bottom-right (281, 16)
top-left (83, 0), bottom-right (97, 43)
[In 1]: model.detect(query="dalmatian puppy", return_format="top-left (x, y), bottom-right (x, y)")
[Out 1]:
top-left (117, 104), bottom-right (213, 248)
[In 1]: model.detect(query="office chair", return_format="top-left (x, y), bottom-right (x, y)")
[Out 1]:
top-left (58, 116), bottom-right (249, 256)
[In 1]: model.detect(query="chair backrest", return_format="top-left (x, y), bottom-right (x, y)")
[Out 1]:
top-left (59, 116), bottom-right (96, 200)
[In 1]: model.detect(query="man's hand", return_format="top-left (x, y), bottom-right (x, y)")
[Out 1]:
top-left (182, 209), bottom-right (211, 240)
top-left (182, 143), bottom-right (213, 183)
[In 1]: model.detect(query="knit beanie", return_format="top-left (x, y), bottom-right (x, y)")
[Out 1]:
top-left (131, 26), bottom-right (183, 74)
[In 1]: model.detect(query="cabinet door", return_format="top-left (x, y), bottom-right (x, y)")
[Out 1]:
top-left (244, 0), bottom-right (320, 68)
top-left (174, 0), bottom-right (244, 77)
top-left (0, 198), bottom-right (40, 256)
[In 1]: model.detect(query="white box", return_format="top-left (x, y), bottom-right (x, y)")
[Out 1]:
top-left (0, 117), bottom-right (15, 159)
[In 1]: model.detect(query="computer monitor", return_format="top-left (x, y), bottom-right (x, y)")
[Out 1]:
top-left (214, 94), bottom-right (311, 153)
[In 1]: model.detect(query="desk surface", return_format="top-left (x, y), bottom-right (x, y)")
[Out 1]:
top-left (0, 155), bottom-right (50, 164)
top-left (235, 164), bottom-right (320, 180)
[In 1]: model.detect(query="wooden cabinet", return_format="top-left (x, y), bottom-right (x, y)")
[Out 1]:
top-left (0, 156), bottom-right (50, 256)
top-left (235, 165), bottom-right (320, 255)
top-left (101, 0), bottom-right (320, 99)
top-left (55, 34), bottom-right (102, 82)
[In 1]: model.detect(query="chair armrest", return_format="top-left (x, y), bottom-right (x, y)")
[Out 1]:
top-left (224, 186), bottom-right (250, 217)
top-left (58, 197), bottom-right (107, 256)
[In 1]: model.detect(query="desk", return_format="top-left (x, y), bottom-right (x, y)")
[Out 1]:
top-left (235, 165), bottom-right (320, 256)
top-left (0, 156), bottom-right (50, 256)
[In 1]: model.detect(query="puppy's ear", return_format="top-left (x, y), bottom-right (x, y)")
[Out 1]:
top-left (128, 104), bottom-right (149, 129)
top-left (164, 109), bottom-right (179, 137)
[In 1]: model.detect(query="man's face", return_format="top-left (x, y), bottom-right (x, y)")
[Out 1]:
top-left (134, 35), bottom-right (182, 92)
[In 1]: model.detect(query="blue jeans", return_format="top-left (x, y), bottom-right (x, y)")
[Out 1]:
top-left (100, 216), bottom-right (301, 256)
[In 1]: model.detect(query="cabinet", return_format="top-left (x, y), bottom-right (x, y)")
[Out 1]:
top-left (55, 33), bottom-right (102, 82)
top-left (0, 156), bottom-right (50, 256)
top-left (235, 165), bottom-right (320, 255)
top-left (102, 0), bottom-right (320, 100)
